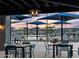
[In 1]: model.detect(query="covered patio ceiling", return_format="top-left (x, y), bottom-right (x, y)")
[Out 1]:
top-left (0, 0), bottom-right (79, 15)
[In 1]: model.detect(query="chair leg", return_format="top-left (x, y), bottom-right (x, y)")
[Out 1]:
top-left (47, 50), bottom-right (49, 55)
top-left (26, 53), bottom-right (29, 58)
top-left (59, 50), bottom-right (61, 56)
top-left (45, 49), bottom-right (47, 57)
top-left (23, 52), bottom-right (28, 58)
top-left (32, 51), bottom-right (35, 58)
top-left (45, 49), bottom-right (50, 57)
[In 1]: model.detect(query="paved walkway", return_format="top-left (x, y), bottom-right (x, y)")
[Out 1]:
top-left (0, 42), bottom-right (79, 58)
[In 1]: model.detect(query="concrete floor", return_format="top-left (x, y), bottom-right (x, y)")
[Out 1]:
top-left (0, 42), bottom-right (79, 58)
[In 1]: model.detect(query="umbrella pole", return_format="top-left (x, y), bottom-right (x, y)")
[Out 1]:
top-left (46, 13), bottom-right (49, 41)
top-left (61, 17), bottom-right (64, 42)
top-left (27, 21), bottom-right (28, 39)
top-left (36, 25), bottom-right (38, 41)
top-left (36, 20), bottom-right (38, 41)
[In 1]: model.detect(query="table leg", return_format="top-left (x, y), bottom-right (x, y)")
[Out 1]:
top-left (68, 46), bottom-right (73, 58)
top-left (68, 47), bottom-right (70, 58)
top-left (29, 45), bottom-right (32, 58)
top-left (5, 48), bottom-right (8, 58)
top-left (22, 48), bottom-right (25, 58)
top-left (15, 50), bottom-right (17, 58)
top-left (53, 45), bottom-right (55, 58)
top-left (56, 46), bottom-right (58, 56)
top-left (70, 46), bottom-right (73, 58)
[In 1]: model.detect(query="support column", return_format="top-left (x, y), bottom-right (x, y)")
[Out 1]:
top-left (5, 16), bottom-right (11, 44)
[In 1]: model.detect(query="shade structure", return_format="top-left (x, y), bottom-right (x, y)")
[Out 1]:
top-left (29, 21), bottom-right (47, 41)
top-left (15, 15), bottom-right (31, 20)
top-left (39, 13), bottom-right (79, 20)
top-left (55, 20), bottom-right (72, 42)
top-left (11, 15), bottom-right (30, 20)
top-left (53, 21), bottom-right (70, 28)
top-left (53, 21), bottom-right (71, 29)
top-left (29, 21), bottom-right (46, 25)
top-left (38, 13), bottom-right (79, 42)
top-left (11, 15), bottom-right (31, 39)
top-left (11, 16), bottom-right (18, 20)
top-left (37, 19), bottom-right (60, 41)
top-left (11, 15), bottom-right (31, 23)
top-left (11, 16), bottom-right (20, 23)
top-left (53, 20), bottom-right (70, 24)
top-left (38, 20), bottom-right (60, 24)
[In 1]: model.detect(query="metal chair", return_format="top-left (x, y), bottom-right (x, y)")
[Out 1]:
top-left (58, 41), bottom-right (69, 57)
top-left (24, 44), bottom-right (35, 58)
top-left (5, 45), bottom-right (18, 58)
top-left (17, 41), bottom-right (35, 58)
top-left (44, 33), bottom-right (53, 56)
top-left (44, 41), bottom-right (53, 56)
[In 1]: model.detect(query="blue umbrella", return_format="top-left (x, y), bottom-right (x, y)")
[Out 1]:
top-left (15, 15), bottom-right (31, 20)
top-left (39, 13), bottom-right (79, 20)
top-left (38, 13), bottom-right (77, 42)
top-left (29, 21), bottom-right (47, 41)
top-left (11, 16), bottom-right (18, 20)
top-left (29, 21), bottom-right (47, 25)
top-left (11, 15), bottom-right (31, 39)
top-left (53, 20), bottom-right (71, 42)
top-left (11, 15), bottom-right (30, 20)
top-left (53, 20), bottom-right (70, 24)
top-left (11, 15), bottom-right (31, 23)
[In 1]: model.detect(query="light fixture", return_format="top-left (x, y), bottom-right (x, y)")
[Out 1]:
top-left (0, 22), bottom-right (4, 30)
top-left (29, 9), bottom-right (40, 16)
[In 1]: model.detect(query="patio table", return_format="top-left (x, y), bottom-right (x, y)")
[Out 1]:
top-left (5, 44), bottom-right (32, 58)
top-left (53, 42), bottom-right (73, 58)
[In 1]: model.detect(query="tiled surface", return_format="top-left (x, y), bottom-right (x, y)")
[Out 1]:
top-left (0, 51), bottom-right (5, 58)
top-left (0, 42), bottom-right (79, 58)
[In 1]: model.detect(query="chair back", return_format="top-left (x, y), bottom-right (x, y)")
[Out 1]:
top-left (22, 41), bottom-right (30, 44)
top-left (62, 40), bottom-right (69, 43)
top-left (5, 45), bottom-right (17, 50)
top-left (31, 44), bottom-right (35, 48)
top-left (45, 41), bottom-right (53, 50)
top-left (45, 41), bottom-right (48, 49)
top-left (59, 43), bottom-right (69, 51)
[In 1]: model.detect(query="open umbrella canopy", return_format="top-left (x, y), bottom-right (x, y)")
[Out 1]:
top-left (38, 20), bottom-right (60, 24)
top-left (15, 15), bottom-right (31, 20)
top-left (11, 16), bottom-right (18, 20)
top-left (11, 15), bottom-right (31, 23)
top-left (52, 20), bottom-right (71, 29)
top-left (49, 19), bottom-right (71, 42)
top-left (53, 20), bottom-right (70, 24)
top-left (29, 21), bottom-right (47, 25)
top-left (57, 13), bottom-right (79, 17)
top-left (11, 15), bottom-right (30, 20)
top-left (38, 13), bottom-right (79, 20)
top-left (11, 16), bottom-right (20, 23)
